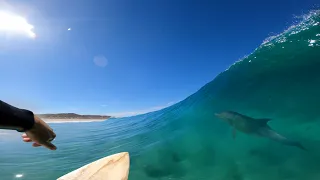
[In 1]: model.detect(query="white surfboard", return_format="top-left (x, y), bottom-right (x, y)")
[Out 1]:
top-left (57, 152), bottom-right (130, 180)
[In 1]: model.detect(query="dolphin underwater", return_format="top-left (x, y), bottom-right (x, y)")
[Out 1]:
top-left (215, 111), bottom-right (306, 150)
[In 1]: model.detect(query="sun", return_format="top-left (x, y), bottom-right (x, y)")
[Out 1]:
top-left (0, 11), bottom-right (36, 38)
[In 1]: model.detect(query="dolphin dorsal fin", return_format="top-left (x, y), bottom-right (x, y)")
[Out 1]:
top-left (257, 118), bottom-right (272, 125)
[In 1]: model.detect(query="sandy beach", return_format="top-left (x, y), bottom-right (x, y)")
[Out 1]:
top-left (43, 119), bottom-right (108, 123)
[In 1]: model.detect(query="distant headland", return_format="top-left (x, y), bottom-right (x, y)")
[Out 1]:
top-left (37, 113), bottom-right (111, 122)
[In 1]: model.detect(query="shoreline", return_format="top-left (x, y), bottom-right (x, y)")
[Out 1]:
top-left (43, 119), bottom-right (108, 123)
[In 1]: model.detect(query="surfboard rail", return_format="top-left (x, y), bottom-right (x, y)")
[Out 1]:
top-left (57, 152), bottom-right (130, 180)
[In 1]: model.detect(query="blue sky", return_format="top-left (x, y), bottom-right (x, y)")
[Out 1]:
top-left (0, 0), bottom-right (318, 116)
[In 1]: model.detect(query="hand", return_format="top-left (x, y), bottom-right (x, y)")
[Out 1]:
top-left (21, 115), bottom-right (57, 150)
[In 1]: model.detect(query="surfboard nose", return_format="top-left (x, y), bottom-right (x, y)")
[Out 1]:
top-left (57, 152), bottom-right (130, 180)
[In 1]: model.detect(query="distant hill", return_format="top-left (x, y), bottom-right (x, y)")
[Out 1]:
top-left (37, 113), bottom-right (111, 119)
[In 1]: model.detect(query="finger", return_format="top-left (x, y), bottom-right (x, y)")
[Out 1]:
top-left (22, 133), bottom-right (28, 138)
top-left (41, 141), bottom-right (57, 150)
top-left (23, 137), bottom-right (32, 142)
top-left (32, 143), bottom-right (42, 147)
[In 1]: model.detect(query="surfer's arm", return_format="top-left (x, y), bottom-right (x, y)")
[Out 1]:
top-left (0, 100), bottom-right (35, 132)
top-left (0, 100), bottom-right (57, 150)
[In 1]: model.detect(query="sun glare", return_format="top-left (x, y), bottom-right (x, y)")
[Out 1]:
top-left (0, 11), bottom-right (36, 38)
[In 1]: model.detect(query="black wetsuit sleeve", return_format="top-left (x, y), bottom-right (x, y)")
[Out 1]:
top-left (0, 100), bottom-right (35, 132)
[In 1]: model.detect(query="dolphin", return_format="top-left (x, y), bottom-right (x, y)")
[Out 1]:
top-left (215, 111), bottom-right (306, 151)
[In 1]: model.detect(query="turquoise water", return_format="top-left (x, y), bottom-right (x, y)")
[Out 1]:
top-left (1, 10), bottom-right (320, 180)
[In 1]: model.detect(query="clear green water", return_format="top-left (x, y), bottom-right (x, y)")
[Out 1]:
top-left (0, 10), bottom-right (320, 180)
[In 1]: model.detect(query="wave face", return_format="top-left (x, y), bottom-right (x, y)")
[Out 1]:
top-left (0, 11), bottom-right (319, 180)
